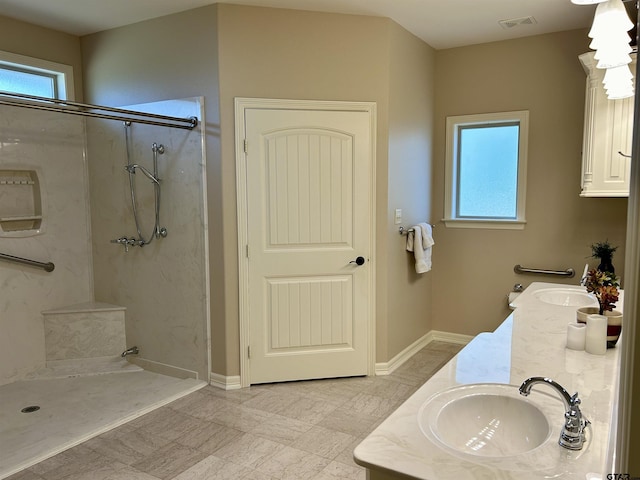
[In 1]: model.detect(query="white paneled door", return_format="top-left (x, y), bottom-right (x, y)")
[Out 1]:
top-left (238, 100), bottom-right (374, 385)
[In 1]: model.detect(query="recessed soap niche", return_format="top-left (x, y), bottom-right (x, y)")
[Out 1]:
top-left (0, 168), bottom-right (46, 237)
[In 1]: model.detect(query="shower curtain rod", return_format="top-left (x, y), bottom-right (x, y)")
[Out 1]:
top-left (0, 91), bottom-right (198, 130)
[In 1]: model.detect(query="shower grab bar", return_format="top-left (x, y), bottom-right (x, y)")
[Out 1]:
top-left (514, 264), bottom-right (575, 278)
top-left (0, 252), bottom-right (55, 272)
top-left (0, 91), bottom-right (198, 130)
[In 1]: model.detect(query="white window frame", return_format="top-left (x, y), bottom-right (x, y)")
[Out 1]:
top-left (0, 50), bottom-right (74, 101)
top-left (444, 110), bottom-right (529, 230)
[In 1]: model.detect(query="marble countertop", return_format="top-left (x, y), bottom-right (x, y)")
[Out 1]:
top-left (354, 282), bottom-right (623, 479)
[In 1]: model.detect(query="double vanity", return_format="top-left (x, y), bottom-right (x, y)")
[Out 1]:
top-left (354, 282), bottom-right (623, 479)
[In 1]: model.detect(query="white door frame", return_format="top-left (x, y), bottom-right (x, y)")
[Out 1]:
top-left (234, 97), bottom-right (377, 388)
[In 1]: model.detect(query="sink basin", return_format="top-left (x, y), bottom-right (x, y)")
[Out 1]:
top-left (533, 288), bottom-right (596, 307)
top-left (418, 384), bottom-right (552, 459)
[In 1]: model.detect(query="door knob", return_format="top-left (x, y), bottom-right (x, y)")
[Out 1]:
top-left (350, 256), bottom-right (365, 266)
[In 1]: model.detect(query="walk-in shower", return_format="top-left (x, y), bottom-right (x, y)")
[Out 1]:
top-left (0, 94), bottom-right (209, 478)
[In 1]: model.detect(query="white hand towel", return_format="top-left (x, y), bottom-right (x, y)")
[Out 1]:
top-left (406, 224), bottom-right (431, 274)
top-left (419, 223), bottom-right (434, 249)
top-left (418, 223), bottom-right (433, 273)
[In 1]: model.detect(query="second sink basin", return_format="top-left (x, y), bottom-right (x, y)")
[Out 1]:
top-left (418, 384), bottom-right (553, 459)
top-left (533, 288), bottom-right (596, 307)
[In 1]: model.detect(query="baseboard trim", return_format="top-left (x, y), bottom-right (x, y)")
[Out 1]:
top-left (429, 330), bottom-right (474, 346)
top-left (375, 330), bottom-right (473, 376)
top-left (209, 372), bottom-right (242, 390)
top-left (129, 357), bottom-right (199, 380)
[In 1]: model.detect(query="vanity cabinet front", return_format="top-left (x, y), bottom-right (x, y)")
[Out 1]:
top-left (578, 51), bottom-right (635, 198)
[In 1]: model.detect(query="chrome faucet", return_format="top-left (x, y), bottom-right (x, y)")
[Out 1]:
top-left (519, 377), bottom-right (590, 451)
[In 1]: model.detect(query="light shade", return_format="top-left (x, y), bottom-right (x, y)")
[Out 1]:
top-left (604, 64), bottom-right (635, 99)
top-left (588, 0), bottom-right (634, 38)
top-left (595, 49), bottom-right (632, 69)
top-left (571, 0), bottom-right (607, 3)
top-left (589, 30), bottom-right (633, 50)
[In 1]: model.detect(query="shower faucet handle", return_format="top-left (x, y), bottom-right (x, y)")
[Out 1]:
top-left (111, 236), bottom-right (132, 252)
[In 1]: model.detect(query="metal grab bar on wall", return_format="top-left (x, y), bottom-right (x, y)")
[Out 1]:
top-left (0, 252), bottom-right (55, 272)
top-left (514, 264), bottom-right (575, 278)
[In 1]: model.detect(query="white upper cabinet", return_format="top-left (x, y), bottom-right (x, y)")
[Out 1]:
top-left (579, 52), bottom-right (635, 197)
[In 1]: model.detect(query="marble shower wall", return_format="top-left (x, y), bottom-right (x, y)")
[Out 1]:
top-left (86, 98), bottom-right (209, 381)
top-left (0, 106), bottom-right (94, 385)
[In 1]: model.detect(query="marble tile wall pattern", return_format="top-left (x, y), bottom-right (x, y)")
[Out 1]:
top-left (42, 302), bottom-right (126, 361)
top-left (85, 98), bottom-right (209, 381)
top-left (0, 106), bottom-right (93, 385)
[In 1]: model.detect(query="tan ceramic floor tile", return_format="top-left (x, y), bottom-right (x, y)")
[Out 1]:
top-left (253, 445), bottom-right (329, 480)
top-left (209, 404), bottom-right (275, 432)
top-left (214, 433), bottom-right (286, 470)
top-left (27, 446), bottom-right (113, 480)
top-left (171, 455), bottom-right (254, 479)
top-left (314, 460), bottom-right (367, 480)
top-left (131, 442), bottom-right (208, 480)
top-left (241, 390), bottom-right (305, 414)
top-left (274, 396), bottom-right (339, 424)
top-left (294, 426), bottom-right (357, 460)
top-left (174, 420), bottom-right (243, 453)
top-left (317, 407), bottom-right (380, 437)
top-left (84, 425), bottom-right (172, 465)
top-left (248, 413), bottom-right (314, 444)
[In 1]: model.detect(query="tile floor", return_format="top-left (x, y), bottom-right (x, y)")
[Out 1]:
top-left (7, 341), bottom-right (462, 480)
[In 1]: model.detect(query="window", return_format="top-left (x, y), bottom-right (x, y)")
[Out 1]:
top-left (0, 50), bottom-right (74, 100)
top-left (444, 111), bottom-right (529, 229)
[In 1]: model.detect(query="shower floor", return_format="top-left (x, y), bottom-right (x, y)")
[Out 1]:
top-left (0, 368), bottom-right (206, 479)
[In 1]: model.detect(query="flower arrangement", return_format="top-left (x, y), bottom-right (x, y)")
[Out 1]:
top-left (583, 269), bottom-right (620, 315)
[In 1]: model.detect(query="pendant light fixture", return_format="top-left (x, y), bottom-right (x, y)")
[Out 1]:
top-left (574, 0), bottom-right (635, 99)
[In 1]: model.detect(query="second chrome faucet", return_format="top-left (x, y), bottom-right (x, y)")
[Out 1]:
top-left (519, 376), bottom-right (590, 451)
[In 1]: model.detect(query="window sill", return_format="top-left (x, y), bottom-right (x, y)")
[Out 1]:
top-left (442, 219), bottom-right (526, 230)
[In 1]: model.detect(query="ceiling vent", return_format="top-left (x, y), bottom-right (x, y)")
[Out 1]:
top-left (498, 16), bottom-right (537, 30)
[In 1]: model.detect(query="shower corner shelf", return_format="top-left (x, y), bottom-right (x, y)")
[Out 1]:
top-left (0, 169), bottom-right (46, 237)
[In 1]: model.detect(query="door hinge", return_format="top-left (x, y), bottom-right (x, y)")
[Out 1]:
top-left (246, 244), bottom-right (249, 258)
top-left (248, 345), bottom-right (251, 359)
top-left (243, 139), bottom-right (248, 154)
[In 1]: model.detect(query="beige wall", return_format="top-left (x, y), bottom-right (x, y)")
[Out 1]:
top-left (432, 30), bottom-right (629, 336)
top-left (217, 4), bottom-right (436, 369)
top-left (385, 23), bottom-right (436, 359)
top-left (0, 14), bottom-right (83, 101)
top-left (217, 5), bottom-right (389, 372)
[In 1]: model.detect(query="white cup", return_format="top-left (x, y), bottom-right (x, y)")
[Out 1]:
top-left (566, 322), bottom-right (586, 351)
top-left (585, 314), bottom-right (607, 355)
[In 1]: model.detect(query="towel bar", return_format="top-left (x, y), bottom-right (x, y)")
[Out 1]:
top-left (514, 264), bottom-right (575, 278)
top-left (399, 225), bottom-right (435, 236)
